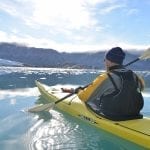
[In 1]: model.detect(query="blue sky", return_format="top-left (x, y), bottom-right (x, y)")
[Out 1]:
top-left (0, 0), bottom-right (150, 52)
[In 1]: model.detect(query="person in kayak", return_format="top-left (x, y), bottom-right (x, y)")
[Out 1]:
top-left (62, 47), bottom-right (144, 121)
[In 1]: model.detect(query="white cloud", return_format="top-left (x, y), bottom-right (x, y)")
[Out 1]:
top-left (30, 0), bottom-right (97, 30)
top-left (0, 29), bottom-right (149, 52)
top-left (0, 31), bottom-right (8, 40)
top-left (127, 8), bottom-right (139, 16)
top-left (0, 0), bottom-right (100, 31)
top-left (0, 0), bottom-right (149, 52)
top-left (11, 28), bottom-right (19, 34)
top-left (0, 0), bottom-right (115, 30)
top-left (0, 1), bottom-right (18, 16)
top-left (100, 4), bottom-right (125, 14)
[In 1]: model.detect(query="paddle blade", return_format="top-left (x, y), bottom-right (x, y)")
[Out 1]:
top-left (28, 103), bottom-right (55, 113)
top-left (139, 48), bottom-right (150, 60)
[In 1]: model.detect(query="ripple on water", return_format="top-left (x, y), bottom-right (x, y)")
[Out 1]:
top-left (29, 110), bottom-right (85, 150)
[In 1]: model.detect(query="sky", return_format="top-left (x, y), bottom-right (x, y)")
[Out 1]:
top-left (0, 0), bottom-right (150, 52)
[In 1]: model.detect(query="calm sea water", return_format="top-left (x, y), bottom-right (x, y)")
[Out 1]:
top-left (0, 67), bottom-right (150, 150)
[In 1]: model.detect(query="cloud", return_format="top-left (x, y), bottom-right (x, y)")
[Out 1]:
top-left (0, 0), bottom-right (101, 33)
top-left (0, 29), bottom-right (149, 52)
top-left (0, 30), bottom-right (57, 49)
top-left (126, 8), bottom-right (139, 16)
top-left (0, 1), bottom-right (18, 16)
top-left (30, 0), bottom-right (97, 30)
top-left (0, 0), bottom-right (114, 30)
top-left (99, 4), bottom-right (125, 14)
top-left (0, 0), bottom-right (149, 52)
top-left (0, 31), bottom-right (7, 40)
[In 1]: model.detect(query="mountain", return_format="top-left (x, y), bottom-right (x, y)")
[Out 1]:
top-left (0, 58), bottom-right (23, 66)
top-left (0, 42), bottom-right (63, 67)
top-left (0, 42), bottom-right (149, 70)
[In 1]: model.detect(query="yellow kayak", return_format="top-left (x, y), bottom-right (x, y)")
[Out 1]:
top-left (35, 80), bottom-right (150, 149)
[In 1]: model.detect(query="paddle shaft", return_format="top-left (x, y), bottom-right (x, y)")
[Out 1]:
top-left (55, 92), bottom-right (74, 104)
top-left (124, 58), bottom-right (139, 67)
top-left (55, 84), bottom-right (89, 104)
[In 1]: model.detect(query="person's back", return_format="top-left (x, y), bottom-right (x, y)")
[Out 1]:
top-left (77, 47), bottom-right (144, 121)
top-left (91, 67), bottom-right (144, 121)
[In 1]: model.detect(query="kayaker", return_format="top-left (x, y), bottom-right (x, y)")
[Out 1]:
top-left (62, 47), bottom-right (145, 121)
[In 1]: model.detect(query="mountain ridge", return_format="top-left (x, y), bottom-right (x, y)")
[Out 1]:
top-left (0, 42), bottom-right (149, 70)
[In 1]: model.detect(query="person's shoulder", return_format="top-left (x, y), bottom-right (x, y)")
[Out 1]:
top-left (94, 72), bottom-right (108, 82)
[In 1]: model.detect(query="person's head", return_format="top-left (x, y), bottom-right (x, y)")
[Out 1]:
top-left (104, 47), bottom-right (125, 70)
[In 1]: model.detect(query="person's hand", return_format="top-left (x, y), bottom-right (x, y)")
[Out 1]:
top-left (61, 87), bottom-right (84, 94)
top-left (61, 88), bottom-right (74, 93)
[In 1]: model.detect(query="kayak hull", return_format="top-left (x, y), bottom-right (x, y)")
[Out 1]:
top-left (35, 81), bottom-right (150, 149)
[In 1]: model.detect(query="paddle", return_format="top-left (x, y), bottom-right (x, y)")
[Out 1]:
top-left (28, 92), bottom-right (74, 112)
top-left (28, 48), bottom-right (150, 113)
top-left (124, 48), bottom-right (150, 67)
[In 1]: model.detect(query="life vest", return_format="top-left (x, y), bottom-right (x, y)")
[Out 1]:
top-left (97, 69), bottom-right (144, 121)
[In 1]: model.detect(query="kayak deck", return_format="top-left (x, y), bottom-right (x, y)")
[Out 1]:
top-left (35, 81), bottom-right (150, 149)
